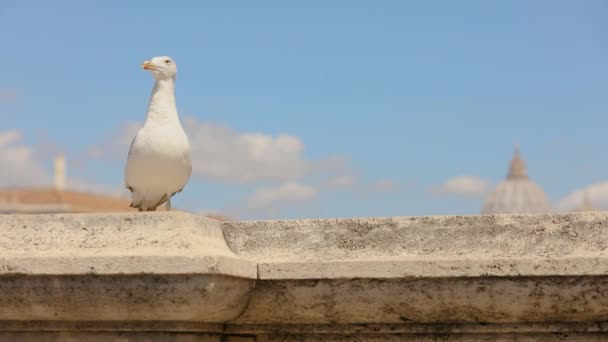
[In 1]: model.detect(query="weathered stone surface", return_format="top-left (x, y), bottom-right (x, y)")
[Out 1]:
top-left (0, 274), bottom-right (252, 321)
top-left (224, 213), bottom-right (608, 326)
top-left (0, 212), bottom-right (256, 322)
top-left (225, 322), bottom-right (608, 334)
top-left (0, 212), bottom-right (256, 277)
top-left (255, 333), bottom-right (608, 342)
top-left (224, 213), bottom-right (608, 263)
top-left (1, 211), bottom-right (608, 340)
top-left (0, 332), bottom-right (220, 341)
top-left (0, 320), bottom-right (224, 332)
top-left (232, 277), bottom-right (608, 324)
top-left (225, 213), bottom-right (608, 279)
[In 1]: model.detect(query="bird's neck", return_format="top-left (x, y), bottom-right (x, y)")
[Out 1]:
top-left (145, 78), bottom-right (179, 123)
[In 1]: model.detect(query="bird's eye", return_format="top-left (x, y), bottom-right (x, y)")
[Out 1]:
top-left (165, 59), bottom-right (171, 64)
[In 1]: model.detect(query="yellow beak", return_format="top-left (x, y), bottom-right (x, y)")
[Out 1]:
top-left (142, 61), bottom-right (157, 70)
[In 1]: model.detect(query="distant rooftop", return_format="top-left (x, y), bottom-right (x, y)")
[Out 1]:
top-left (0, 187), bottom-right (230, 221)
top-left (0, 155), bottom-right (230, 221)
top-left (0, 187), bottom-right (152, 214)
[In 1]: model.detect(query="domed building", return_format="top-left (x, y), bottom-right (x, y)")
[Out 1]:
top-left (572, 187), bottom-right (598, 212)
top-left (481, 147), bottom-right (552, 214)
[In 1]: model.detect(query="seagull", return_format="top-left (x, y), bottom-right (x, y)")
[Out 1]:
top-left (124, 56), bottom-right (192, 211)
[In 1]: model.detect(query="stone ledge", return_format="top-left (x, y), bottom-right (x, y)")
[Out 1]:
top-left (0, 332), bottom-right (222, 342)
top-left (0, 320), bottom-right (224, 332)
top-left (0, 273), bottom-right (254, 322)
top-left (1, 211), bottom-right (608, 339)
top-left (0, 212), bottom-right (256, 278)
top-left (252, 333), bottom-right (608, 342)
top-left (257, 256), bottom-right (608, 279)
top-left (1, 255), bottom-right (255, 277)
top-left (223, 213), bottom-right (608, 262)
top-left (225, 322), bottom-right (608, 334)
top-left (3, 321), bottom-right (608, 334)
top-left (225, 213), bottom-right (608, 326)
top-left (233, 276), bottom-right (608, 324)
top-left (2, 211), bottom-right (239, 257)
top-left (0, 212), bottom-right (256, 323)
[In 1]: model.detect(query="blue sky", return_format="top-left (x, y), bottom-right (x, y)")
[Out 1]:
top-left (1, 0), bottom-right (607, 219)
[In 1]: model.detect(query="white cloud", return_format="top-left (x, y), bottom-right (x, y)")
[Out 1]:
top-left (0, 130), bottom-right (49, 187)
top-left (431, 176), bottom-right (488, 197)
top-left (0, 130), bottom-right (19, 146)
top-left (184, 117), bottom-right (310, 183)
top-left (556, 182), bottom-right (608, 211)
top-left (94, 117), bottom-right (353, 185)
top-left (245, 182), bottom-right (318, 212)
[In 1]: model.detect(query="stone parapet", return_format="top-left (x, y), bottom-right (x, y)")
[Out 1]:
top-left (1, 212), bottom-right (607, 341)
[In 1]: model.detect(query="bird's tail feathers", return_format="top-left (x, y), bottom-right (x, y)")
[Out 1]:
top-left (129, 190), bottom-right (169, 212)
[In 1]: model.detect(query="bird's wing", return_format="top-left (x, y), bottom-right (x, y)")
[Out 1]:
top-left (127, 134), bottom-right (138, 157)
top-left (125, 132), bottom-right (140, 191)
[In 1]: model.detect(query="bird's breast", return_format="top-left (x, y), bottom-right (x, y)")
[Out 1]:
top-left (126, 123), bottom-right (192, 190)
top-left (132, 123), bottom-right (190, 160)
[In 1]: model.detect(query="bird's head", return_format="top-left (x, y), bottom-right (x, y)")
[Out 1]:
top-left (142, 56), bottom-right (177, 80)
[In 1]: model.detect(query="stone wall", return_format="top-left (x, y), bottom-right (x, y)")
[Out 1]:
top-left (1, 212), bottom-right (607, 341)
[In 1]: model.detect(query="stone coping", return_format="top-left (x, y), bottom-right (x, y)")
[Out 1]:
top-left (225, 212), bottom-right (608, 280)
top-left (224, 213), bottom-right (608, 262)
top-left (0, 211), bottom-right (607, 327)
top-left (257, 256), bottom-right (608, 279)
top-left (0, 212), bottom-right (256, 278)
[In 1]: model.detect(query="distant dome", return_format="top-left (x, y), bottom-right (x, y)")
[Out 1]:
top-left (572, 187), bottom-right (598, 212)
top-left (481, 147), bottom-right (552, 214)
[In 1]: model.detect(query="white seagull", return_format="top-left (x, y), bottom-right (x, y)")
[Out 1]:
top-left (124, 56), bottom-right (192, 211)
